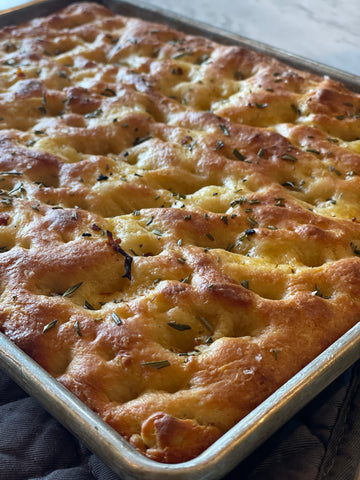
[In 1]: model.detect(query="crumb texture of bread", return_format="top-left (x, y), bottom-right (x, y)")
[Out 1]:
top-left (0, 2), bottom-right (359, 464)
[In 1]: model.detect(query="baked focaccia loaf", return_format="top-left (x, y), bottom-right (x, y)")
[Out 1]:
top-left (0, 2), bottom-right (359, 463)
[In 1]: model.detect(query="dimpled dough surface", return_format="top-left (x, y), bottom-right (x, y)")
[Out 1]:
top-left (0, 2), bottom-right (359, 464)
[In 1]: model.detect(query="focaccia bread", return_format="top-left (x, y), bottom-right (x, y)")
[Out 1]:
top-left (0, 2), bottom-right (359, 463)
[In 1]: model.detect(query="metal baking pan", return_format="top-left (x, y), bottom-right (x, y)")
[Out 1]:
top-left (0, 1), bottom-right (359, 479)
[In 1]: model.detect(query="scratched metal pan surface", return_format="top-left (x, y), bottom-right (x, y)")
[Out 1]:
top-left (0, 1), bottom-right (359, 479)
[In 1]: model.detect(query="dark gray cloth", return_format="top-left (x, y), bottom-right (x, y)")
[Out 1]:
top-left (0, 361), bottom-right (359, 480)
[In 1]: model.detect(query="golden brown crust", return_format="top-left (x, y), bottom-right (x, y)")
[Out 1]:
top-left (0, 2), bottom-right (359, 464)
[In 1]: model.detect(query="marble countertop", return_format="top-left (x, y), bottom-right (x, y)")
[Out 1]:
top-left (142, 0), bottom-right (360, 77)
top-left (1, 0), bottom-right (359, 77)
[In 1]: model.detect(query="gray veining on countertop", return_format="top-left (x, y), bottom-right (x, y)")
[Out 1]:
top-left (1, 0), bottom-right (359, 77)
top-left (142, 0), bottom-right (360, 77)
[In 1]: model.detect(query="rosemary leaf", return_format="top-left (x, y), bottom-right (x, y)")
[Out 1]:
top-left (84, 300), bottom-right (95, 310)
top-left (233, 148), bottom-right (247, 161)
top-left (281, 153), bottom-right (297, 162)
top-left (142, 360), bottom-right (170, 369)
top-left (63, 282), bottom-right (82, 297)
top-left (112, 312), bottom-right (122, 325)
top-left (42, 319), bottom-right (58, 333)
top-left (74, 320), bottom-right (82, 337)
top-left (167, 321), bottom-right (191, 331)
